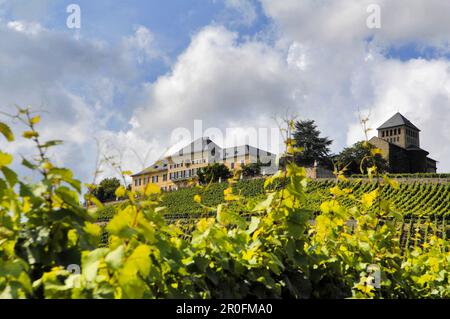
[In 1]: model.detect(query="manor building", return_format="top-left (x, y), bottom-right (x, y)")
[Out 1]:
top-left (131, 137), bottom-right (277, 192)
top-left (369, 113), bottom-right (437, 173)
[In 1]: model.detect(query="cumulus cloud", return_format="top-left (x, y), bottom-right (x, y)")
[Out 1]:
top-left (124, 26), bottom-right (167, 64)
top-left (2, 0), bottom-right (450, 182)
top-left (258, 0), bottom-right (450, 171)
top-left (261, 0), bottom-right (450, 49)
top-left (121, 1), bottom-right (450, 172)
top-left (128, 26), bottom-right (297, 154)
top-left (347, 59), bottom-right (450, 169)
top-left (0, 20), bottom-right (151, 182)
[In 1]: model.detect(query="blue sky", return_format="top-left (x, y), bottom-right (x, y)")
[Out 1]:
top-left (1, 0), bottom-right (450, 181)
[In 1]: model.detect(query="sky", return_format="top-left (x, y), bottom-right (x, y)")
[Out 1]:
top-left (1, 0), bottom-right (450, 184)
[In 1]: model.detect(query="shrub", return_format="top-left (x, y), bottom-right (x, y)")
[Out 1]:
top-left (197, 163), bottom-right (232, 184)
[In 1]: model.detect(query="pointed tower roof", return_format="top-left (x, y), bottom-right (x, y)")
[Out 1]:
top-left (377, 112), bottom-right (420, 131)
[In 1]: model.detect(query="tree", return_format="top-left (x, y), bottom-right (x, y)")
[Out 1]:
top-left (92, 177), bottom-right (121, 202)
top-left (197, 163), bottom-right (232, 185)
top-left (293, 120), bottom-right (333, 167)
top-left (241, 162), bottom-right (262, 178)
top-left (336, 141), bottom-right (389, 175)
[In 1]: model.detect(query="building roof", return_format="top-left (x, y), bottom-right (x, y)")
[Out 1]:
top-left (169, 137), bottom-right (218, 157)
top-left (131, 159), bottom-right (168, 177)
top-left (223, 145), bottom-right (274, 159)
top-left (377, 112), bottom-right (420, 131)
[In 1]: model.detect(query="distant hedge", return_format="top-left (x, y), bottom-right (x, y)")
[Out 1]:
top-left (350, 173), bottom-right (450, 179)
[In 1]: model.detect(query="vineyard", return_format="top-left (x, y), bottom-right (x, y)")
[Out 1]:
top-left (2, 111), bottom-right (450, 299)
top-left (98, 178), bottom-right (450, 221)
top-left (97, 177), bottom-right (450, 251)
top-left (305, 180), bottom-right (450, 218)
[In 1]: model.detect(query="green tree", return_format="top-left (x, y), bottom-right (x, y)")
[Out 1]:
top-left (197, 163), bottom-right (232, 184)
top-left (293, 120), bottom-right (333, 167)
top-left (92, 177), bottom-right (121, 203)
top-left (241, 162), bottom-right (262, 178)
top-left (336, 141), bottom-right (389, 175)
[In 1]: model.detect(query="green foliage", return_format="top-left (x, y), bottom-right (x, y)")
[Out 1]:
top-left (336, 141), bottom-right (389, 175)
top-left (0, 109), bottom-right (101, 299)
top-left (241, 162), bottom-right (262, 177)
top-left (1, 109), bottom-right (450, 299)
top-left (293, 120), bottom-right (333, 167)
top-left (92, 178), bottom-right (122, 203)
top-left (197, 163), bottom-right (232, 185)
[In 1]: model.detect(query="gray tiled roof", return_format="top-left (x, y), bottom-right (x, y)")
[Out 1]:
top-left (131, 159), bottom-right (168, 177)
top-left (377, 112), bottom-right (420, 131)
top-left (171, 137), bottom-right (218, 156)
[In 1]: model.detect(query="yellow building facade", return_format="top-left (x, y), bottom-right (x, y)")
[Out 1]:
top-left (131, 137), bottom-right (277, 192)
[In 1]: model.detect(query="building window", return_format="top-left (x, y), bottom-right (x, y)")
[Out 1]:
top-left (163, 174), bottom-right (167, 182)
top-left (382, 131), bottom-right (385, 137)
top-left (134, 179), bottom-right (138, 187)
top-left (231, 162), bottom-right (235, 169)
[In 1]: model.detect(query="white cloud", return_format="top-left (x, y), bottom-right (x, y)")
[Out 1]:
top-left (261, 0), bottom-right (450, 49)
top-left (257, 0), bottom-right (450, 171)
top-left (7, 20), bottom-right (44, 35)
top-left (128, 26), bottom-right (297, 153)
top-left (223, 0), bottom-right (258, 27)
top-left (347, 59), bottom-right (450, 170)
top-left (0, 20), bottom-right (147, 182)
top-left (2, 0), bottom-right (450, 182)
top-left (124, 26), bottom-right (167, 64)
